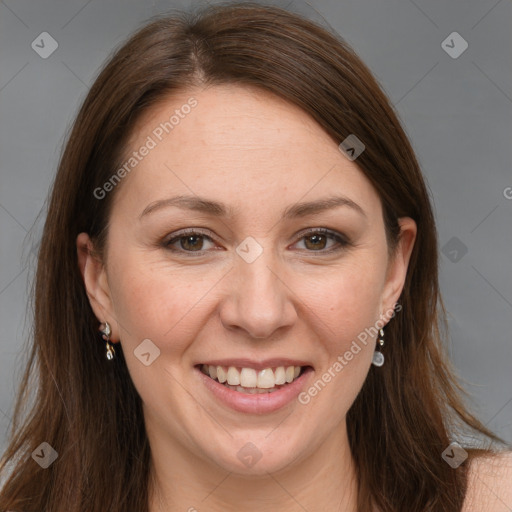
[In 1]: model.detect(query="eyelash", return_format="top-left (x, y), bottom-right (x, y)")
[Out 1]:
top-left (162, 227), bottom-right (350, 256)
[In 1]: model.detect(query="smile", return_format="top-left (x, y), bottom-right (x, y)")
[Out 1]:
top-left (199, 364), bottom-right (306, 394)
top-left (195, 363), bottom-right (314, 414)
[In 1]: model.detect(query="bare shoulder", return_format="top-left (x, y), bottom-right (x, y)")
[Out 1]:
top-left (462, 450), bottom-right (512, 512)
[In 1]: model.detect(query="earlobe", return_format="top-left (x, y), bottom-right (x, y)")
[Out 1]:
top-left (381, 217), bottom-right (417, 315)
top-left (76, 232), bottom-right (118, 341)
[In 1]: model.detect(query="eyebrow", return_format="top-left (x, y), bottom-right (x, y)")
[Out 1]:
top-left (139, 194), bottom-right (367, 220)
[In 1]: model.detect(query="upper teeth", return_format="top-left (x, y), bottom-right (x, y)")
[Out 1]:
top-left (201, 364), bottom-right (302, 388)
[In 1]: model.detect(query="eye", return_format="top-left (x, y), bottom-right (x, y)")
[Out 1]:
top-left (163, 227), bottom-right (349, 256)
top-left (292, 228), bottom-right (350, 253)
top-left (164, 229), bottom-right (216, 255)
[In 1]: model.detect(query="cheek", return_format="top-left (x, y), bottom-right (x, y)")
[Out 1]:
top-left (106, 254), bottom-right (210, 402)
top-left (106, 250), bottom-right (209, 351)
top-left (297, 258), bottom-right (385, 418)
top-left (308, 254), bottom-right (387, 349)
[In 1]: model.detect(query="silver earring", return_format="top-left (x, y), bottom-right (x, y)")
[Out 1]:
top-left (99, 321), bottom-right (115, 361)
top-left (372, 328), bottom-right (385, 367)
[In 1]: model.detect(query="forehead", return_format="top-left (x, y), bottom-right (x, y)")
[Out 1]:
top-left (130, 83), bottom-right (334, 152)
top-left (113, 84), bottom-right (381, 222)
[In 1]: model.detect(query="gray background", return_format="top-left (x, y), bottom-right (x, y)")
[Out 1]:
top-left (0, 0), bottom-right (511, 455)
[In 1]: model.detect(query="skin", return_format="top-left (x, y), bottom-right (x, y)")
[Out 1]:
top-left (77, 84), bottom-right (417, 512)
top-left (463, 452), bottom-right (512, 511)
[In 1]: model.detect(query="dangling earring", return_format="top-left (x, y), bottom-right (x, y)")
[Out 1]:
top-left (99, 321), bottom-right (115, 361)
top-left (372, 328), bottom-right (385, 367)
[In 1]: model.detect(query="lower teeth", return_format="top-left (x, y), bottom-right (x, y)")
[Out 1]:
top-left (221, 382), bottom-right (285, 394)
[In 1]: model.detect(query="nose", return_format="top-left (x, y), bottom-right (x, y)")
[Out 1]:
top-left (219, 249), bottom-right (297, 339)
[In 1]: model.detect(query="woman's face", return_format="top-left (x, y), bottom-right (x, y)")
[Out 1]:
top-left (78, 84), bottom-right (415, 475)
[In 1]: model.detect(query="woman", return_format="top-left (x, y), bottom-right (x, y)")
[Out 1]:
top-left (0, 2), bottom-right (510, 511)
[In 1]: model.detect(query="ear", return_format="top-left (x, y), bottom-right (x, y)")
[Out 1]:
top-left (379, 217), bottom-right (417, 318)
top-left (76, 232), bottom-right (119, 342)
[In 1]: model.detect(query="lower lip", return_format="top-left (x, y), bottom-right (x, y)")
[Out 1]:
top-left (195, 366), bottom-right (314, 414)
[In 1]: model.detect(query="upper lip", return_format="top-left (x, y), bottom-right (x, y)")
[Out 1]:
top-left (196, 358), bottom-right (313, 372)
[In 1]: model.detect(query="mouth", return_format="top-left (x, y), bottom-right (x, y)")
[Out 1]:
top-left (195, 363), bottom-right (313, 394)
top-left (194, 362), bottom-right (315, 414)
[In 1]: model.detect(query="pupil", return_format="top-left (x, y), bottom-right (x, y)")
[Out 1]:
top-left (182, 235), bottom-right (202, 251)
top-left (306, 234), bottom-right (325, 250)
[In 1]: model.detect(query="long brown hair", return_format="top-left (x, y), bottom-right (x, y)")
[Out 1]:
top-left (0, 2), bottom-right (508, 511)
